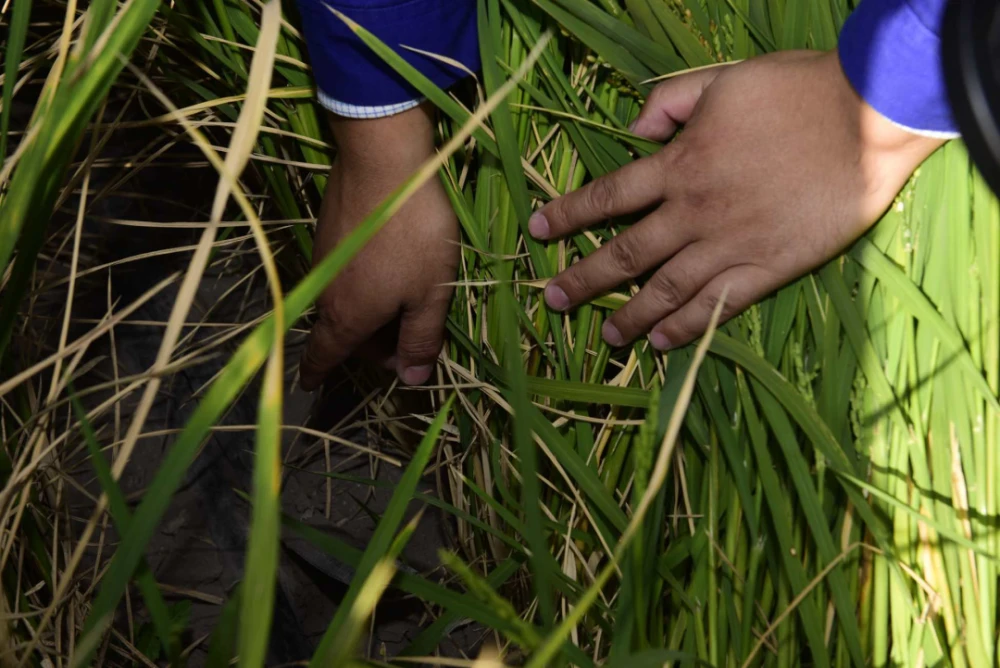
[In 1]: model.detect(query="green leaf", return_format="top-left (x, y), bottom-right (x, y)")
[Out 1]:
top-left (69, 392), bottom-right (178, 664)
top-left (309, 398), bottom-right (454, 665)
top-left (849, 237), bottom-right (1000, 413)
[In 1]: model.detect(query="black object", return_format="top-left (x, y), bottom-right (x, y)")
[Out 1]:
top-left (943, 0), bottom-right (1000, 195)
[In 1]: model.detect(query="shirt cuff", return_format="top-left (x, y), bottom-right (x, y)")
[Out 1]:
top-left (296, 0), bottom-right (479, 117)
top-left (838, 0), bottom-right (959, 138)
top-left (316, 92), bottom-right (422, 119)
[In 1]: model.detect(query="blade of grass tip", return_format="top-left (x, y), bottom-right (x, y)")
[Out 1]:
top-left (327, 514), bottom-right (424, 665)
top-left (68, 392), bottom-right (178, 664)
top-left (232, 3), bottom-right (287, 667)
top-left (525, 288), bottom-right (730, 668)
top-left (0, 0), bottom-right (32, 166)
top-left (309, 398), bottom-right (454, 666)
top-left (499, 284), bottom-right (556, 626)
top-left (72, 37), bottom-right (551, 668)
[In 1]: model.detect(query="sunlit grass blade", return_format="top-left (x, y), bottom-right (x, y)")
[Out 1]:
top-left (327, 515), bottom-right (423, 666)
top-left (309, 399), bottom-right (452, 665)
top-left (232, 3), bottom-right (286, 666)
top-left (850, 237), bottom-right (1000, 412)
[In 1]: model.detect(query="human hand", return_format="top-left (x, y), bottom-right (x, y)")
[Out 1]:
top-left (529, 50), bottom-right (944, 351)
top-left (299, 104), bottom-right (458, 390)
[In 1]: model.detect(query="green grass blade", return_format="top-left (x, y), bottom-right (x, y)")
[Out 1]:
top-left (850, 237), bottom-right (1000, 412)
top-left (0, 0), bottom-right (32, 166)
top-left (751, 381), bottom-right (865, 668)
top-left (205, 586), bottom-right (242, 668)
top-left (499, 284), bottom-right (556, 625)
top-left (308, 399), bottom-right (454, 666)
top-left (69, 393), bottom-right (178, 664)
top-left (537, 0), bottom-right (681, 78)
top-left (327, 515), bottom-right (422, 665)
top-left (736, 374), bottom-right (832, 668)
top-left (0, 0), bottom-right (161, 358)
top-left (439, 550), bottom-right (542, 650)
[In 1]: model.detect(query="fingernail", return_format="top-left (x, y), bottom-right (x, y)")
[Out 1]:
top-left (529, 212), bottom-right (550, 239)
top-left (650, 331), bottom-right (672, 351)
top-left (628, 120), bottom-right (638, 132)
top-left (602, 321), bottom-right (624, 347)
top-left (400, 364), bottom-right (433, 386)
top-left (544, 283), bottom-right (570, 311)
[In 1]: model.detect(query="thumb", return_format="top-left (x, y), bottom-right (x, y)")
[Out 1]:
top-left (394, 296), bottom-right (448, 386)
top-left (630, 66), bottom-right (723, 140)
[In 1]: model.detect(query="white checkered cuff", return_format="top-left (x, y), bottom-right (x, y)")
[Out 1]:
top-left (317, 88), bottom-right (422, 119)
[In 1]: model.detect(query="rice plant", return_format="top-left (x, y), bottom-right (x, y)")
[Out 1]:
top-left (1, 0), bottom-right (997, 666)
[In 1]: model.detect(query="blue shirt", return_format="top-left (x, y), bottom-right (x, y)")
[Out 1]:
top-left (295, 0), bottom-right (479, 118)
top-left (838, 0), bottom-right (957, 137)
top-left (297, 0), bottom-right (955, 136)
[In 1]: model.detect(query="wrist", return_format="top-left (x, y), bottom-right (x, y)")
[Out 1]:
top-left (829, 50), bottom-right (945, 173)
top-left (330, 102), bottom-right (436, 174)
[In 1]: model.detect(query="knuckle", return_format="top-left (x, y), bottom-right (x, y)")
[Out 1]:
top-left (606, 235), bottom-right (643, 276)
top-left (398, 334), bottom-right (442, 361)
top-left (316, 307), bottom-right (349, 336)
top-left (561, 265), bottom-right (594, 300)
top-left (648, 271), bottom-right (685, 310)
top-left (587, 176), bottom-right (622, 218)
top-left (701, 291), bottom-right (722, 316)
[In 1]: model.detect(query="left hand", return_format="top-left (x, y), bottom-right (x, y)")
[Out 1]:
top-left (529, 50), bottom-right (944, 351)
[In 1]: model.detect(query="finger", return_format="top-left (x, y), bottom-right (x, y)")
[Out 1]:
top-left (648, 266), bottom-right (771, 351)
top-left (631, 67), bottom-right (722, 140)
top-left (544, 205), bottom-right (690, 312)
top-left (529, 154), bottom-right (666, 240)
top-left (355, 321), bottom-right (401, 369)
top-left (395, 295), bottom-right (449, 386)
top-left (600, 243), bottom-right (726, 346)
top-left (299, 305), bottom-right (388, 391)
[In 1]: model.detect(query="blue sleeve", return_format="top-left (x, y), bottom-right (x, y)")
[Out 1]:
top-left (838, 0), bottom-right (958, 137)
top-left (295, 0), bottom-right (479, 118)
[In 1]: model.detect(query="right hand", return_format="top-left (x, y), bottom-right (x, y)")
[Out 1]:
top-left (298, 104), bottom-right (459, 391)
